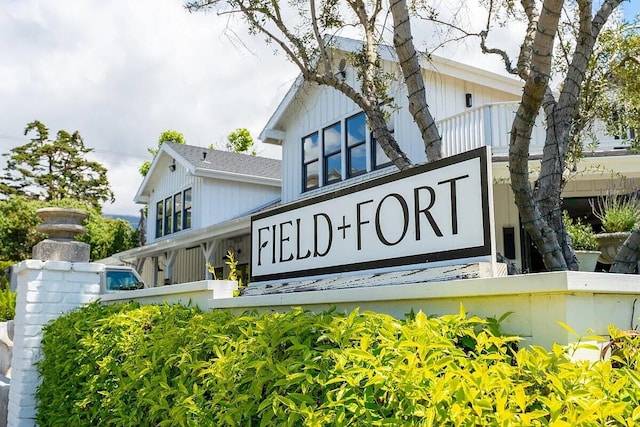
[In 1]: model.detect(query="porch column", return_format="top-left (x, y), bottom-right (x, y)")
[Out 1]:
top-left (152, 257), bottom-right (159, 287)
top-left (200, 240), bottom-right (218, 280)
top-left (164, 250), bottom-right (177, 285)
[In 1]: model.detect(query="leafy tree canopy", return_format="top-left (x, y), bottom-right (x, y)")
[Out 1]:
top-left (139, 130), bottom-right (186, 176)
top-left (226, 128), bottom-right (255, 154)
top-left (0, 196), bottom-right (139, 263)
top-left (0, 121), bottom-right (114, 209)
top-left (590, 19), bottom-right (640, 149)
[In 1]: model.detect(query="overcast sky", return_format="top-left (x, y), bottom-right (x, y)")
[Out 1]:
top-left (1, 1), bottom-right (638, 217)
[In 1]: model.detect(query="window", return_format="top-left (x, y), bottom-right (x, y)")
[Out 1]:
top-left (301, 111), bottom-right (394, 192)
top-left (372, 137), bottom-right (392, 169)
top-left (183, 188), bottom-right (192, 230)
top-left (155, 201), bottom-right (163, 238)
top-left (155, 188), bottom-right (192, 238)
top-left (164, 197), bottom-right (172, 236)
top-left (346, 113), bottom-right (367, 177)
top-left (323, 122), bottom-right (342, 185)
top-left (173, 192), bottom-right (182, 233)
top-left (303, 132), bottom-right (319, 191)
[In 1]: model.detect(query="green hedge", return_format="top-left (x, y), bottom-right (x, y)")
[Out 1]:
top-left (0, 288), bottom-right (16, 322)
top-left (36, 303), bottom-right (640, 426)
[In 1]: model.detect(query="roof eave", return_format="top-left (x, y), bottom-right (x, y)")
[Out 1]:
top-left (99, 215), bottom-right (252, 263)
top-left (193, 167), bottom-right (281, 187)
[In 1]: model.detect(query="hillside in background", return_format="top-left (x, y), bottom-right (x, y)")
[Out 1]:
top-left (104, 214), bottom-right (139, 230)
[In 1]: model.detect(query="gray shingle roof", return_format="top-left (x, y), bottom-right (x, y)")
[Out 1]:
top-left (167, 143), bottom-right (281, 180)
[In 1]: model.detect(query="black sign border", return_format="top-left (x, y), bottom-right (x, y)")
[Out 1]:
top-left (251, 146), bottom-right (492, 283)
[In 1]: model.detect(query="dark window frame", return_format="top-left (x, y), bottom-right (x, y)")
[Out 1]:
top-left (322, 121), bottom-right (342, 185)
top-left (301, 112), bottom-right (395, 194)
top-left (183, 188), bottom-right (192, 230)
top-left (346, 112), bottom-right (367, 178)
top-left (302, 132), bottom-right (319, 192)
top-left (371, 129), bottom-right (393, 170)
top-left (164, 197), bottom-right (173, 236)
top-left (155, 187), bottom-right (192, 238)
top-left (173, 192), bottom-right (182, 233)
top-left (155, 201), bottom-right (163, 238)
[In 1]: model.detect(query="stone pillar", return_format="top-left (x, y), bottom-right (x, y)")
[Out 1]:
top-left (8, 208), bottom-right (100, 427)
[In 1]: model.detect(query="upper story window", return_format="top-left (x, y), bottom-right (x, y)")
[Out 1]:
top-left (302, 133), bottom-right (319, 191)
top-left (155, 187), bottom-right (192, 238)
top-left (155, 201), bottom-right (163, 238)
top-left (302, 112), bottom-right (392, 193)
top-left (323, 122), bottom-right (342, 185)
top-left (173, 192), bottom-right (182, 233)
top-left (372, 133), bottom-right (392, 170)
top-left (346, 113), bottom-right (367, 177)
top-left (183, 188), bottom-right (192, 229)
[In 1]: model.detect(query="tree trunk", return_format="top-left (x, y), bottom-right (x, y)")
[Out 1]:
top-left (390, 0), bottom-right (442, 163)
top-left (510, 0), bottom-right (567, 271)
top-left (610, 229), bottom-right (640, 274)
top-left (532, 0), bottom-right (622, 271)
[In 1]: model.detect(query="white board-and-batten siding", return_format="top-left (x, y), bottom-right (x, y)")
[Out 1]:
top-left (195, 178), bottom-right (280, 227)
top-left (279, 64), bottom-right (520, 204)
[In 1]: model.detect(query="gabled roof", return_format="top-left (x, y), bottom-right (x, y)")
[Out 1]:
top-left (134, 143), bottom-right (281, 203)
top-left (168, 143), bottom-right (281, 180)
top-left (259, 35), bottom-right (523, 145)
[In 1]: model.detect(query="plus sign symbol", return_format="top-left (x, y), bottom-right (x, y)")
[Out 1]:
top-left (337, 215), bottom-right (351, 239)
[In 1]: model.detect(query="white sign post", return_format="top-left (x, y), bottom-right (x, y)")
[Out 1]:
top-left (251, 147), bottom-right (495, 284)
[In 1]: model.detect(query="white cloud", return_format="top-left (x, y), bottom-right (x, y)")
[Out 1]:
top-left (4, 0), bottom-right (613, 216)
top-left (0, 0), bottom-right (296, 215)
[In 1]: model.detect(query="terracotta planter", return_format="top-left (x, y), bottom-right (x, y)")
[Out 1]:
top-left (595, 232), bottom-right (631, 264)
top-left (574, 250), bottom-right (601, 272)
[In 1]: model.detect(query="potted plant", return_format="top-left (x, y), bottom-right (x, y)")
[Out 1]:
top-left (564, 211), bottom-right (601, 271)
top-left (590, 182), bottom-right (640, 264)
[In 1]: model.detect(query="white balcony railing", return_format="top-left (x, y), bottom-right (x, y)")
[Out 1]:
top-left (436, 102), bottom-right (631, 158)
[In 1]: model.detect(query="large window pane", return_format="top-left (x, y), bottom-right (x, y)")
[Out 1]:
top-left (155, 201), bottom-right (163, 238)
top-left (323, 122), bottom-right (342, 184)
top-left (372, 137), bottom-right (392, 169)
top-left (347, 113), bottom-right (366, 147)
top-left (348, 144), bottom-right (366, 177)
top-left (183, 188), bottom-right (192, 229)
top-left (173, 192), bottom-right (182, 233)
top-left (323, 122), bottom-right (341, 156)
top-left (347, 113), bottom-right (366, 177)
top-left (324, 153), bottom-right (341, 184)
top-left (164, 197), bottom-right (172, 236)
top-left (303, 133), bottom-right (319, 192)
top-left (303, 133), bottom-right (318, 162)
top-left (304, 160), bottom-right (319, 190)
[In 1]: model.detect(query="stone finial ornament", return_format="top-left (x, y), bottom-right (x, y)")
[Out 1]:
top-left (32, 207), bottom-right (90, 262)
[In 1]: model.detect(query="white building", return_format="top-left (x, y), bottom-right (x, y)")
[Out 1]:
top-left (104, 142), bottom-right (280, 286)
top-left (105, 37), bottom-right (639, 283)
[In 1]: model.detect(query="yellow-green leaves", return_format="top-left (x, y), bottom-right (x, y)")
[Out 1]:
top-left (36, 303), bottom-right (640, 426)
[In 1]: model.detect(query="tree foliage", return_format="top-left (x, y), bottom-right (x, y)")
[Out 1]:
top-left (186, 0), bottom-right (628, 272)
top-left (139, 130), bottom-right (186, 176)
top-left (0, 196), bottom-right (43, 262)
top-left (0, 121), bottom-right (114, 209)
top-left (0, 197), bottom-right (139, 263)
top-left (589, 19), bottom-right (640, 150)
top-left (226, 128), bottom-right (255, 154)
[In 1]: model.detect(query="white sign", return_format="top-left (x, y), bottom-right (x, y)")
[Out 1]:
top-left (251, 147), bottom-right (493, 283)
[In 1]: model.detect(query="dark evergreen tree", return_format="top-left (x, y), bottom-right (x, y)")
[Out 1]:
top-left (0, 120), bottom-right (114, 209)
